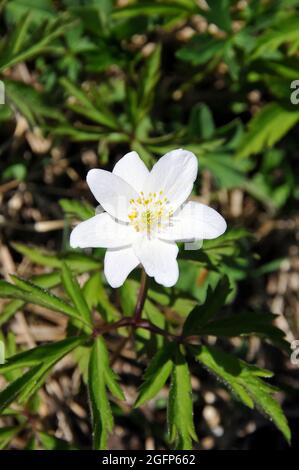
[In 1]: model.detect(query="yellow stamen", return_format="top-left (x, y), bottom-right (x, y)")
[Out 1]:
top-left (128, 189), bottom-right (173, 237)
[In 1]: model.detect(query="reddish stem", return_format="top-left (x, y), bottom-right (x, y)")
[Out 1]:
top-left (92, 269), bottom-right (183, 343)
top-left (133, 269), bottom-right (148, 324)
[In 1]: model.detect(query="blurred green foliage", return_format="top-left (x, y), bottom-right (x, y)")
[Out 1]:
top-left (0, 0), bottom-right (298, 451)
top-left (0, 0), bottom-right (298, 209)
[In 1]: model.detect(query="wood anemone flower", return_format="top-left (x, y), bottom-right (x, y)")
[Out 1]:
top-left (70, 149), bottom-right (227, 288)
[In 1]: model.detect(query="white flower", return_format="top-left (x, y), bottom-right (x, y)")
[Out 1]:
top-left (70, 149), bottom-right (227, 288)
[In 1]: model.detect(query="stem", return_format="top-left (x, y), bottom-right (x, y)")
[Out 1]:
top-left (133, 269), bottom-right (148, 324)
top-left (137, 319), bottom-right (179, 342)
top-left (93, 316), bottom-right (180, 342)
top-left (92, 270), bottom-right (184, 344)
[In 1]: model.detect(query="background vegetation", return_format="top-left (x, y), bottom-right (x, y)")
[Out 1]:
top-left (0, 0), bottom-right (298, 450)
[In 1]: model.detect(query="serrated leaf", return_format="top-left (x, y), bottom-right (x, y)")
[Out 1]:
top-left (199, 311), bottom-right (290, 352)
top-left (88, 339), bottom-right (113, 450)
top-left (167, 346), bottom-right (197, 450)
top-left (0, 365), bottom-right (42, 414)
top-left (135, 342), bottom-right (175, 408)
top-left (83, 271), bottom-right (102, 308)
top-left (1, 272), bottom-right (61, 327)
top-left (88, 337), bottom-right (124, 449)
top-left (61, 263), bottom-right (92, 325)
top-left (193, 345), bottom-right (291, 443)
top-left (105, 367), bottom-right (125, 402)
top-left (3, 277), bottom-right (91, 332)
top-left (0, 336), bottom-right (86, 412)
top-left (0, 336), bottom-right (87, 374)
top-left (94, 334), bottom-right (124, 401)
top-left (183, 277), bottom-right (231, 336)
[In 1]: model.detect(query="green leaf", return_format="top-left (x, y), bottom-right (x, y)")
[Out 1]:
top-left (60, 77), bottom-right (118, 129)
top-left (201, 153), bottom-right (247, 188)
top-left (119, 280), bottom-right (139, 316)
top-left (183, 277), bottom-right (231, 336)
top-left (252, 14), bottom-right (299, 59)
top-left (24, 435), bottom-right (36, 450)
top-left (237, 103), bottom-right (299, 158)
top-left (188, 103), bottom-right (215, 140)
top-left (11, 242), bottom-right (101, 271)
top-left (199, 311), bottom-right (290, 352)
top-left (5, 0), bottom-right (55, 24)
top-left (83, 272), bottom-right (102, 310)
top-left (0, 277), bottom-right (92, 332)
top-left (38, 431), bottom-right (77, 450)
top-left (144, 299), bottom-right (166, 349)
top-left (0, 336), bottom-right (87, 374)
top-left (4, 79), bottom-right (65, 126)
top-left (0, 426), bottom-right (21, 449)
top-left (2, 163), bottom-right (27, 181)
top-left (0, 17), bottom-right (73, 72)
top-left (0, 299), bottom-right (24, 327)
top-left (88, 337), bottom-right (124, 450)
top-left (112, 2), bottom-right (192, 19)
top-left (204, 0), bottom-right (231, 32)
top-left (167, 346), bottom-right (197, 450)
top-left (0, 336), bottom-right (87, 412)
top-left (9, 276), bottom-right (77, 316)
top-left (131, 140), bottom-right (154, 166)
top-left (105, 367), bottom-right (125, 402)
top-left (6, 12), bottom-right (32, 55)
top-left (59, 198), bottom-right (94, 221)
top-left (0, 272), bottom-right (61, 327)
top-left (176, 34), bottom-right (226, 66)
top-left (135, 342), bottom-right (175, 407)
top-left (26, 271), bottom-right (61, 288)
top-left (193, 345), bottom-right (291, 443)
top-left (95, 334), bottom-right (124, 402)
top-left (88, 340), bottom-right (113, 451)
top-left (83, 272), bottom-right (119, 322)
top-left (61, 263), bottom-right (92, 325)
top-left (0, 365), bottom-right (42, 413)
top-left (137, 44), bottom-right (161, 121)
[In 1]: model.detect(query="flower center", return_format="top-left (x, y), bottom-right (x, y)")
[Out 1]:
top-left (128, 190), bottom-right (173, 237)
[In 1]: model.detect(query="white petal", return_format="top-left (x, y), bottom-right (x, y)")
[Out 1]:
top-left (104, 247), bottom-right (140, 288)
top-left (87, 169), bottom-right (138, 222)
top-left (159, 201), bottom-right (227, 241)
top-left (133, 237), bottom-right (179, 287)
top-left (113, 151), bottom-right (149, 193)
top-left (70, 213), bottom-right (136, 249)
top-left (144, 149), bottom-right (198, 211)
